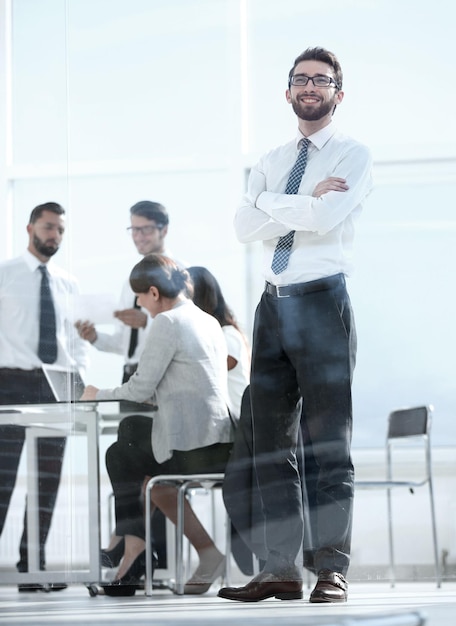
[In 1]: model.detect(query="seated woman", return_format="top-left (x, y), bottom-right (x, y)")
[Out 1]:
top-left (187, 266), bottom-right (250, 422)
top-left (81, 254), bottom-right (233, 595)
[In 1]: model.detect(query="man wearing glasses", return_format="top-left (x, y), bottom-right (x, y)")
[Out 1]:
top-left (218, 47), bottom-right (373, 604)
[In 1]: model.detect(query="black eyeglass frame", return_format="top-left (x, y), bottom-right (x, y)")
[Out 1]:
top-left (288, 74), bottom-right (341, 90)
top-left (126, 224), bottom-right (165, 236)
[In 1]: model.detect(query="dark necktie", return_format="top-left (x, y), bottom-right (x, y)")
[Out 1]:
top-left (271, 138), bottom-right (310, 274)
top-left (127, 297), bottom-right (140, 358)
top-left (38, 264), bottom-right (57, 363)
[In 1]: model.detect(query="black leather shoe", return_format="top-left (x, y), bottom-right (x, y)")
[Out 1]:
top-left (218, 571), bottom-right (303, 602)
top-left (309, 569), bottom-right (347, 603)
top-left (18, 583), bottom-right (67, 593)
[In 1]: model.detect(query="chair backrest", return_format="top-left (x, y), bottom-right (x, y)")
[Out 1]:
top-left (387, 405), bottom-right (432, 441)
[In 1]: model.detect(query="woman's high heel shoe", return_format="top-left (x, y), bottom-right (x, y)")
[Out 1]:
top-left (100, 538), bottom-right (125, 568)
top-left (101, 550), bottom-right (146, 597)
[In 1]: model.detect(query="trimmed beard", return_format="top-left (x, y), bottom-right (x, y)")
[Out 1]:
top-left (291, 96), bottom-right (336, 121)
top-left (33, 234), bottom-right (59, 258)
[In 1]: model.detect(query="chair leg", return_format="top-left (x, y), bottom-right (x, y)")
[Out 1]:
top-left (174, 482), bottom-right (188, 595)
top-left (144, 478), bottom-right (155, 596)
top-left (224, 509), bottom-right (231, 586)
top-left (428, 480), bottom-right (441, 588)
top-left (387, 487), bottom-right (395, 587)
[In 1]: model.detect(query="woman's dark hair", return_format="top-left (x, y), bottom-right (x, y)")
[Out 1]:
top-left (187, 266), bottom-right (240, 331)
top-left (130, 254), bottom-right (192, 298)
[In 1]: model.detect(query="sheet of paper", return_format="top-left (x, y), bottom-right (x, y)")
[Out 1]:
top-left (70, 293), bottom-right (118, 324)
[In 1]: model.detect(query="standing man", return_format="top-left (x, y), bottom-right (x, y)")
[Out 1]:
top-left (0, 202), bottom-right (89, 591)
top-left (218, 47), bottom-right (372, 604)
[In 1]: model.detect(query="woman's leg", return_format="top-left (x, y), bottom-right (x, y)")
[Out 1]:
top-left (150, 443), bottom-right (232, 591)
top-left (105, 415), bottom-right (154, 540)
top-left (115, 534), bottom-right (146, 580)
top-left (151, 483), bottom-right (220, 554)
top-left (105, 415), bottom-right (154, 579)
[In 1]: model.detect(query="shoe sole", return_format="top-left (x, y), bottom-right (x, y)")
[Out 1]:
top-left (101, 584), bottom-right (137, 597)
top-left (18, 584), bottom-right (67, 593)
top-left (218, 590), bottom-right (303, 602)
top-left (309, 596), bottom-right (347, 603)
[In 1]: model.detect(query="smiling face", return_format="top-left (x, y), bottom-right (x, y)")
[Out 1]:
top-left (286, 59), bottom-right (344, 128)
top-left (129, 214), bottom-right (167, 257)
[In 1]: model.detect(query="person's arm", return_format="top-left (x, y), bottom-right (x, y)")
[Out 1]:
top-left (113, 307), bottom-right (148, 329)
top-left (92, 314), bottom-right (177, 403)
top-left (62, 277), bottom-right (90, 377)
top-left (234, 159), bottom-right (291, 243)
top-left (91, 279), bottom-right (146, 355)
top-left (235, 142), bottom-right (372, 242)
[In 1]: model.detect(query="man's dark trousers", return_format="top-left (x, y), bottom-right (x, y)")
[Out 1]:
top-left (249, 274), bottom-right (356, 576)
top-left (0, 368), bottom-right (66, 570)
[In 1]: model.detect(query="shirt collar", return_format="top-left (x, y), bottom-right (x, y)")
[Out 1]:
top-left (296, 120), bottom-right (337, 151)
top-left (22, 249), bottom-right (52, 272)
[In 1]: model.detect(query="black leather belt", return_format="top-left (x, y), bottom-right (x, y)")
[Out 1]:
top-left (265, 273), bottom-right (345, 298)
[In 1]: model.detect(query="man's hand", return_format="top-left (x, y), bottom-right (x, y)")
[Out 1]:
top-left (75, 320), bottom-right (97, 343)
top-left (80, 385), bottom-right (99, 401)
top-left (312, 177), bottom-right (349, 198)
top-left (114, 308), bottom-right (147, 329)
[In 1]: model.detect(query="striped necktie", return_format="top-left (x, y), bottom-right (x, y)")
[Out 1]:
top-left (271, 138), bottom-right (310, 275)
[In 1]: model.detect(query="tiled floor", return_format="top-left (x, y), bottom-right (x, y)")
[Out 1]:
top-left (0, 581), bottom-right (454, 626)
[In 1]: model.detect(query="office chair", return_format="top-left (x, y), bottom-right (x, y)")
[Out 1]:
top-left (355, 405), bottom-right (441, 587)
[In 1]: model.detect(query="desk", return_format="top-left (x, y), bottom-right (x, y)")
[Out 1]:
top-left (0, 401), bottom-right (175, 588)
top-left (0, 402), bottom-right (100, 585)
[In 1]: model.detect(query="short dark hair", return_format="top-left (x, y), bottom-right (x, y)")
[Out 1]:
top-left (130, 253), bottom-right (191, 299)
top-left (29, 202), bottom-right (65, 224)
top-left (130, 201), bottom-right (169, 227)
top-left (288, 46), bottom-right (343, 90)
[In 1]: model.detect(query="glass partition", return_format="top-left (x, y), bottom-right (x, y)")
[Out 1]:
top-left (1, 0), bottom-right (455, 591)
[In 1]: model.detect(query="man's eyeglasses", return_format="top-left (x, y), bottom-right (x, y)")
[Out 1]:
top-left (289, 74), bottom-right (340, 89)
top-left (126, 225), bottom-right (163, 236)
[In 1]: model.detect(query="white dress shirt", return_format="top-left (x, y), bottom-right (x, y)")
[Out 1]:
top-left (93, 277), bottom-right (149, 364)
top-left (96, 299), bottom-right (232, 463)
top-left (223, 325), bottom-right (250, 420)
top-left (0, 250), bottom-right (89, 374)
top-left (234, 121), bottom-right (373, 285)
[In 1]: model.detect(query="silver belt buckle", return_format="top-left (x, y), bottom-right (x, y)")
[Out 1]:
top-left (276, 284), bottom-right (290, 298)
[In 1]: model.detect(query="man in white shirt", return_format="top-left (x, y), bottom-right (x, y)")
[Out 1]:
top-left (0, 202), bottom-right (89, 591)
top-left (218, 47), bottom-right (373, 604)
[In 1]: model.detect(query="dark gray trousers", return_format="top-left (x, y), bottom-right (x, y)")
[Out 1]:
top-left (249, 274), bottom-right (356, 576)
